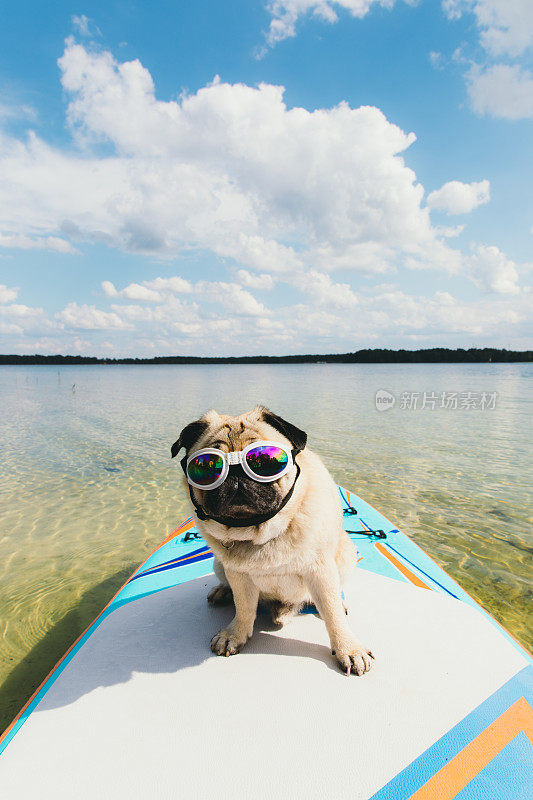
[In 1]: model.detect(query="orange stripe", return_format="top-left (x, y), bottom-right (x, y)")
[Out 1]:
top-left (0, 515), bottom-right (196, 746)
top-left (159, 517), bottom-right (195, 546)
top-left (409, 697), bottom-right (533, 799)
top-left (0, 570), bottom-right (134, 746)
top-left (351, 491), bottom-right (532, 658)
top-left (173, 547), bottom-right (211, 566)
top-left (375, 541), bottom-right (431, 590)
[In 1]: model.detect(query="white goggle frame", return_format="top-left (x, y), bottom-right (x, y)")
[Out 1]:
top-left (185, 440), bottom-right (294, 490)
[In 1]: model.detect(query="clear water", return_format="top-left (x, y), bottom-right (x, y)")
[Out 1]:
top-left (0, 363), bottom-right (531, 728)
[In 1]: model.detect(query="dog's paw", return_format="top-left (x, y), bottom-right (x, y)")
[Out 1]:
top-left (332, 641), bottom-right (374, 676)
top-left (207, 583), bottom-right (233, 606)
top-left (210, 628), bottom-right (246, 657)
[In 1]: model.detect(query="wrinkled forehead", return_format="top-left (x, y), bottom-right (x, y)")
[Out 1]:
top-left (197, 410), bottom-right (287, 452)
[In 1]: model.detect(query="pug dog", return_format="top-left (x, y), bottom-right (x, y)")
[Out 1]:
top-left (171, 406), bottom-right (374, 675)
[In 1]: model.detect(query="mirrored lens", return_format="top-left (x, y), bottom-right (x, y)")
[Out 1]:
top-left (245, 445), bottom-right (288, 478)
top-left (187, 453), bottom-right (224, 486)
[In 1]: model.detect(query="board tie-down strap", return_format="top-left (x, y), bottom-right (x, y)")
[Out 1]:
top-left (343, 504), bottom-right (387, 539)
top-left (346, 528), bottom-right (387, 539)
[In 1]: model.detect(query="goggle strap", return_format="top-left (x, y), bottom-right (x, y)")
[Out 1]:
top-left (187, 462), bottom-right (301, 528)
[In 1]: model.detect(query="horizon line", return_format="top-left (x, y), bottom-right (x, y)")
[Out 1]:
top-left (0, 347), bottom-right (531, 365)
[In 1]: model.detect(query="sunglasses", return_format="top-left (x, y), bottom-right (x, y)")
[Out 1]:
top-left (184, 440), bottom-right (295, 490)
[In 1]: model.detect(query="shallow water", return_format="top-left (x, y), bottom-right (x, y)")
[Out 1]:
top-left (0, 363), bottom-right (531, 728)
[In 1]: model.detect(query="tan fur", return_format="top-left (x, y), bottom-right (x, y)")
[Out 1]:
top-left (182, 406), bottom-right (374, 675)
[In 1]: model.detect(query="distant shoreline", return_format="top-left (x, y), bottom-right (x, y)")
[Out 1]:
top-left (0, 348), bottom-right (531, 364)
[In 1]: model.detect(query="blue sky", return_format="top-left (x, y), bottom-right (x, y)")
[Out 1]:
top-left (0, 0), bottom-right (531, 356)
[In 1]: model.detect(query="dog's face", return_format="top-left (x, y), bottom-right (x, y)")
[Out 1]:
top-left (171, 406), bottom-right (307, 522)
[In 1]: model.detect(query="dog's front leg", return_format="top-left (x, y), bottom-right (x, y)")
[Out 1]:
top-left (305, 559), bottom-right (374, 675)
top-left (210, 568), bottom-right (259, 657)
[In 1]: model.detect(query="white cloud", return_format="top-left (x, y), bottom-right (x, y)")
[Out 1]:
top-left (443, 1), bottom-right (533, 58)
top-left (195, 281), bottom-right (267, 316)
top-left (224, 236), bottom-right (304, 275)
top-left (0, 39), bottom-right (528, 355)
top-left (0, 301), bottom-right (59, 338)
top-left (466, 64), bottom-right (533, 120)
top-left (293, 270), bottom-right (359, 308)
top-left (429, 51), bottom-right (444, 69)
top-left (427, 179), bottom-right (490, 214)
top-left (118, 283), bottom-right (163, 302)
top-left (0, 284), bottom-right (18, 303)
top-left (56, 302), bottom-right (133, 330)
top-left (106, 275), bottom-right (267, 319)
top-left (0, 232), bottom-right (77, 254)
top-left (71, 15), bottom-right (101, 38)
top-left (435, 224), bottom-right (465, 238)
top-left (110, 304), bottom-right (154, 322)
top-left (143, 276), bottom-right (193, 293)
top-left (0, 102), bottom-right (37, 125)
top-left (3, 277), bottom-right (531, 355)
top-left (443, 1), bottom-right (533, 119)
top-left (263, 1), bottom-right (409, 49)
top-left (0, 39), bottom-right (460, 284)
top-left (0, 303), bottom-right (44, 318)
top-left (104, 275), bottom-right (267, 317)
top-left (468, 243), bottom-right (520, 294)
top-left (0, 321), bottom-right (23, 335)
top-left (236, 270), bottom-right (276, 290)
top-left (102, 280), bottom-right (118, 298)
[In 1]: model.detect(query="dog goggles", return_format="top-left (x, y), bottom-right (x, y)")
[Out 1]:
top-left (184, 441), bottom-right (295, 490)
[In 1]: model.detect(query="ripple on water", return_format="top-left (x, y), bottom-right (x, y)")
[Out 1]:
top-left (0, 363), bottom-right (531, 730)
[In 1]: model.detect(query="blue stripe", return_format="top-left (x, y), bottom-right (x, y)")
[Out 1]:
top-left (338, 486), bottom-right (351, 509)
top-left (157, 542), bottom-right (209, 564)
top-left (127, 544), bottom-right (211, 583)
top-left (338, 485), bottom-right (459, 600)
top-left (127, 551), bottom-right (213, 583)
top-left (384, 542), bottom-right (459, 599)
top-left (370, 665), bottom-right (533, 799)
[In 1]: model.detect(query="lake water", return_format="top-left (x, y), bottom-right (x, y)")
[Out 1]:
top-left (0, 363), bottom-right (531, 728)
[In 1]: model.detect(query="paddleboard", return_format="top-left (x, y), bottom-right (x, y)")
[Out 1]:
top-left (0, 486), bottom-right (531, 799)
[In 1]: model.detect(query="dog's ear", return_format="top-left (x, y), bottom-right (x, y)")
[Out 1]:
top-left (260, 408), bottom-right (307, 451)
top-left (171, 419), bottom-right (208, 458)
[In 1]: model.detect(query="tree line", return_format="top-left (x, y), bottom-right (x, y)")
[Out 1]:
top-left (0, 348), bottom-right (531, 364)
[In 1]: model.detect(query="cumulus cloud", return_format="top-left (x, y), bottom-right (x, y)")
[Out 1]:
top-left (0, 38), bottom-right (527, 356)
top-left (2, 278), bottom-right (530, 355)
top-left (0, 233), bottom-right (77, 253)
top-left (56, 302), bottom-right (133, 330)
top-left (443, 0), bottom-right (533, 58)
top-left (236, 270), bottom-right (276, 290)
top-left (190, 281), bottom-right (267, 317)
top-left (427, 179), bottom-right (490, 214)
top-left (444, 1), bottom-right (533, 119)
top-left (102, 281), bottom-right (163, 302)
top-left (0, 39), bottom-right (463, 285)
top-left (0, 301), bottom-right (59, 337)
top-left (468, 243), bottom-right (520, 294)
top-left (0, 284), bottom-right (18, 303)
top-left (263, 1), bottom-right (409, 49)
top-left (293, 270), bottom-right (359, 308)
top-left (103, 275), bottom-right (266, 316)
top-left (466, 64), bottom-right (533, 120)
top-left (143, 276), bottom-right (193, 294)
